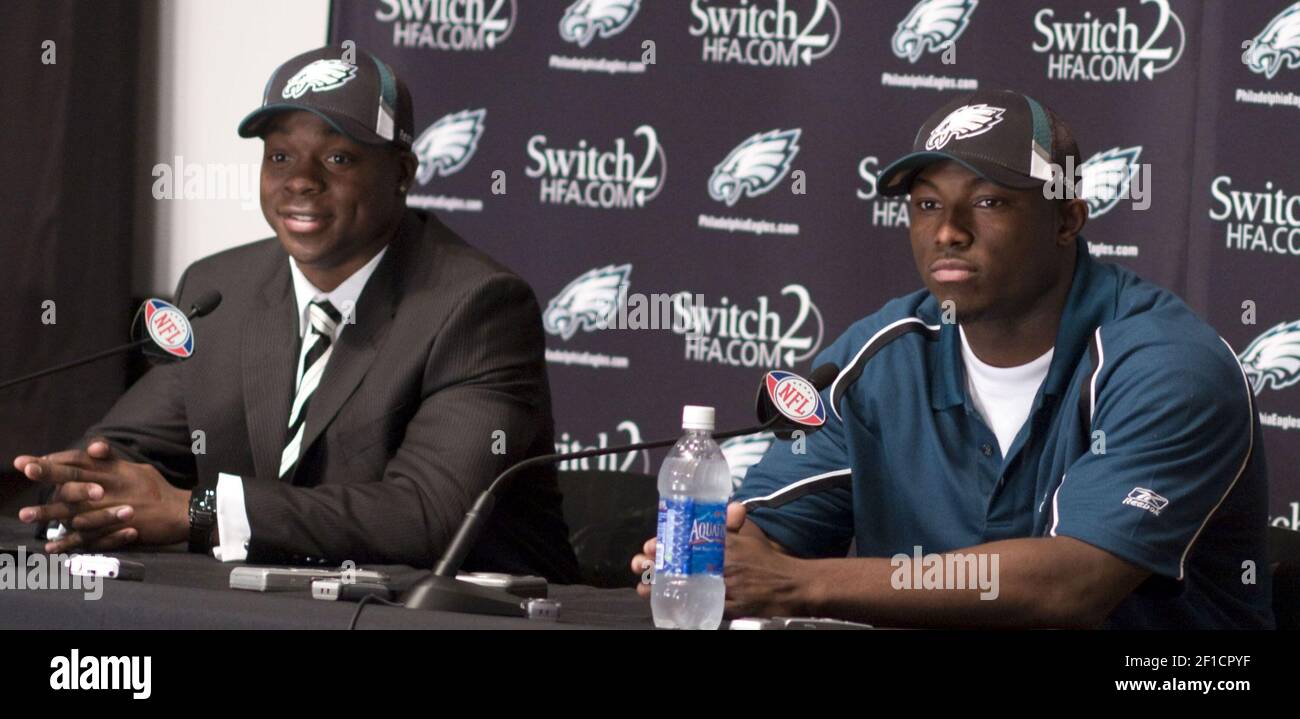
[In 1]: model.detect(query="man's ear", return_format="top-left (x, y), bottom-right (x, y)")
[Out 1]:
top-left (395, 150), bottom-right (417, 194)
top-left (1058, 198), bottom-right (1088, 247)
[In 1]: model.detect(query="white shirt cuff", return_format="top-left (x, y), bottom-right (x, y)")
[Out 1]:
top-left (211, 472), bottom-right (252, 562)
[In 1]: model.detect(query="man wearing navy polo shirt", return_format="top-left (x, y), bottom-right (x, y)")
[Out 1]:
top-left (633, 89), bottom-right (1273, 629)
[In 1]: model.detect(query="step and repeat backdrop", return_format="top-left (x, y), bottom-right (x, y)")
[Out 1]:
top-left (330, 0), bottom-right (1300, 529)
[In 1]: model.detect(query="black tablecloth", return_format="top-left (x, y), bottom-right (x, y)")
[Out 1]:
top-left (0, 519), bottom-right (651, 629)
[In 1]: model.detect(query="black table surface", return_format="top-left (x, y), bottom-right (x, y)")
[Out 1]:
top-left (0, 519), bottom-right (652, 629)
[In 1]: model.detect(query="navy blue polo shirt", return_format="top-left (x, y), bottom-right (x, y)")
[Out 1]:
top-left (734, 238), bottom-right (1274, 629)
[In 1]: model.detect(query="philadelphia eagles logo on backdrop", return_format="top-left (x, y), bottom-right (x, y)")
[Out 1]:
top-left (925, 104), bottom-right (1003, 150)
top-left (1078, 146), bottom-right (1143, 218)
top-left (892, 0), bottom-right (979, 63)
top-left (720, 432), bottom-right (775, 491)
top-left (1244, 2), bottom-right (1300, 79)
top-left (1238, 319), bottom-right (1300, 395)
top-left (708, 129), bottom-right (801, 206)
top-left (543, 264), bottom-right (631, 340)
top-left (281, 59), bottom-right (356, 99)
top-left (559, 0), bottom-right (641, 47)
top-left (412, 109), bottom-right (486, 185)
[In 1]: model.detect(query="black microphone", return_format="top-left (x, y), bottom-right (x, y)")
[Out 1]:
top-left (401, 362), bottom-right (841, 616)
top-left (0, 291), bottom-right (222, 392)
top-left (187, 290), bottom-right (223, 319)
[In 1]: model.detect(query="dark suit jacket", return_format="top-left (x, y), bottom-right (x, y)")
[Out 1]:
top-left (85, 209), bottom-right (579, 581)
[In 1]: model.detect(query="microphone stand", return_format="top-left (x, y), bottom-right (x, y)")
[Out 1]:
top-left (0, 295), bottom-right (219, 392)
top-left (400, 417), bottom-right (781, 616)
top-left (0, 338), bottom-right (153, 392)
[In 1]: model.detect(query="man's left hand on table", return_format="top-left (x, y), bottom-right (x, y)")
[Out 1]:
top-left (14, 438), bottom-right (190, 553)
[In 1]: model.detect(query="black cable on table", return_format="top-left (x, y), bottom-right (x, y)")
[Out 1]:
top-left (347, 593), bottom-right (403, 630)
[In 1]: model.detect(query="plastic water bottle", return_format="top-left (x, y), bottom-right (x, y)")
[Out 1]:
top-left (651, 405), bottom-right (731, 630)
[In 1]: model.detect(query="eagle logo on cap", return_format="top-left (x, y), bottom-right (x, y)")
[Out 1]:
top-left (559, 0), bottom-right (641, 47)
top-left (893, 0), bottom-right (979, 64)
top-left (412, 109), bottom-right (486, 185)
top-left (543, 264), bottom-right (631, 340)
top-left (281, 59), bottom-right (357, 99)
top-left (1244, 2), bottom-right (1300, 80)
top-left (925, 104), bottom-right (1004, 150)
top-left (1238, 319), bottom-right (1300, 395)
top-left (708, 129), bottom-right (802, 207)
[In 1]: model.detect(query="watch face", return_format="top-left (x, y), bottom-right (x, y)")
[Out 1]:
top-left (189, 491), bottom-right (219, 553)
top-left (190, 490), bottom-right (217, 525)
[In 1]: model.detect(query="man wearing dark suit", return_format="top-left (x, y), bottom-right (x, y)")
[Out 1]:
top-left (12, 45), bottom-right (579, 582)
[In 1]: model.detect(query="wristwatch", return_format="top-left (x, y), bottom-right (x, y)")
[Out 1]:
top-left (188, 487), bottom-right (218, 554)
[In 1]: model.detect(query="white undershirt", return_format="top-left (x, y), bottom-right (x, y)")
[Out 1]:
top-left (959, 325), bottom-right (1054, 459)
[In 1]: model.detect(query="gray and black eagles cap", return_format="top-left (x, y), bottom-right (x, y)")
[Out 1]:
top-left (237, 45), bottom-right (414, 149)
top-left (877, 89), bottom-right (1059, 196)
